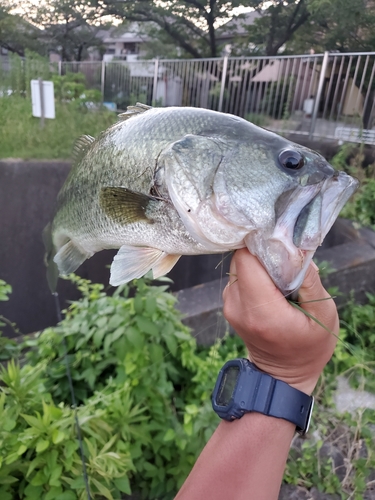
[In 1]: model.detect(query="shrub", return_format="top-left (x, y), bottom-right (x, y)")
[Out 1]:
top-left (2, 276), bottom-right (245, 499)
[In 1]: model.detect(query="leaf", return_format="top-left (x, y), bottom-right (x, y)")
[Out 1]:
top-left (3, 419), bottom-right (16, 431)
top-left (91, 478), bottom-right (113, 499)
top-left (164, 334), bottom-right (177, 357)
top-left (145, 296), bottom-right (157, 316)
top-left (163, 429), bottom-right (176, 442)
top-left (55, 492), bottom-right (77, 500)
top-left (69, 476), bottom-right (85, 490)
top-left (126, 326), bottom-right (143, 349)
top-left (45, 486), bottom-right (63, 500)
top-left (136, 316), bottom-right (159, 337)
top-left (36, 439), bottom-right (49, 453)
top-left (21, 414), bottom-right (45, 431)
top-left (0, 475), bottom-right (18, 484)
top-left (24, 483), bottom-right (43, 499)
top-left (93, 328), bottom-right (106, 347)
top-left (107, 314), bottom-right (124, 331)
top-left (114, 476), bottom-right (131, 494)
top-left (133, 295), bottom-right (143, 314)
top-left (30, 469), bottom-right (47, 486)
top-left (52, 429), bottom-right (65, 444)
top-left (49, 464), bottom-right (63, 485)
top-left (17, 444), bottom-right (28, 455)
top-left (174, 330), bottom-right (192, 341)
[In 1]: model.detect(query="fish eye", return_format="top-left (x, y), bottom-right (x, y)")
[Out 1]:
top-left (278, 150), bottom-right (305, 170)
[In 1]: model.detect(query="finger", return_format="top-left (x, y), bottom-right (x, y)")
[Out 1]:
top-left (297, 262), bottom-right (337, 329)
top-left (231, 249), bottom-right (284, 309)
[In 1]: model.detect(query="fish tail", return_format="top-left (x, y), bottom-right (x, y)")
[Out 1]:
top-left (42, 222), bottom-right (59, 293)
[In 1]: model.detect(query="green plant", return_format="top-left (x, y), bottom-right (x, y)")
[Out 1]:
top-left (20, 275), bottom-right (245, 498)
top-left (0, 280), bottom-right (20, 361)
top-left (331, 144), bottom-right (375, 230)
top-left (0, 94), bottom-right (115, 159)
top-left (0, 361), bottom-right (136, 500)
top-left (245, 112), bottom-right (270, 127)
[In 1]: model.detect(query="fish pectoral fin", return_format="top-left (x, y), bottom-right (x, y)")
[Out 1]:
top-left (53, 240), bottom-right (91, 275)
top-left (110, 245), bottom-right (168, 286)
top-left (118, 103), bottom-right (152, 121)
top-left (100, 187), bottom-right (157, 225)
top-left (152, 254), bottom-right (181, 279)
top-left (72, 135), bottom-right (95, 163)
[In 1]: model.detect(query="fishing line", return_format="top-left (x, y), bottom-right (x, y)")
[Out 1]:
top-left (53, 292), bottom-right (92, 500)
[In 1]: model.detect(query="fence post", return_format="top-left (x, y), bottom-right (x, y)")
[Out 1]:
top-left (309, 51), bottom-right (330, 139)
top-left (152, 58), bottom-right (159, 105)
top-left (58, 60), bottom-right (62, 76)
top-left (218, 56), bottom-right (228, 112)
top-left (101, 60), bottom-right (105, 101)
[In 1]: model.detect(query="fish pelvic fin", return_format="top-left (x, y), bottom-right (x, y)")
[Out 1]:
top-left (72, 135), bottom-right (95, 163)
top-left (118, 102), bottom-right (152, 121)
top-left (100, 187), bottom-right (157, 225)
top-left (42, 222), bottom-right (60, 293)
top-left (110, 245), bottom-right (180, 286)
top-left (54, 240), bottom-right (91, 276)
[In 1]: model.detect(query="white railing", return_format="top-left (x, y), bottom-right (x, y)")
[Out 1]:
top-left (2, 52), bottom-right (375, 142)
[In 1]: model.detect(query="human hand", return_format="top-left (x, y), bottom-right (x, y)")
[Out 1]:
top-left (222, 249), bottom-right (339, 395)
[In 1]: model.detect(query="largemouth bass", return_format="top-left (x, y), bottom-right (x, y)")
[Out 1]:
top-left (44, 103), bottom-right (358, 295)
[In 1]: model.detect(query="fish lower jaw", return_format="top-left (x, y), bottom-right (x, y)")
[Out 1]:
top-left (244, 231), bottom-right (315, 296)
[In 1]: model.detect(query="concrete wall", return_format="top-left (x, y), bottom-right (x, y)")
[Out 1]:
top-left (0, 159), bottom-right (230, 336)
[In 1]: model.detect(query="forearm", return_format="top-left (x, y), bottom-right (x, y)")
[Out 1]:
top-left (175, 412), bottom-right (295, 500)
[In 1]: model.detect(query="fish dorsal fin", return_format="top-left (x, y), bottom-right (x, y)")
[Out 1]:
top-left (118, 102), bottom-right (152, 121)
top-left (100, 187), bottom-right (157, 224)
top-left (72, 135), bottom-right (95, 162)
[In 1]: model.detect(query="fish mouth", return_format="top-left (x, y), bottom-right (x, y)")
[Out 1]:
top-left (245, 171), bottom-right (359, 296)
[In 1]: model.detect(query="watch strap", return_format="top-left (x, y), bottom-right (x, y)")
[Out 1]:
top-left (247, 364), bottom-right (314, 434)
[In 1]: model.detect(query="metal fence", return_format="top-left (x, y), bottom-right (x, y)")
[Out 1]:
top-left (2, 51), bottom-right (375, 144)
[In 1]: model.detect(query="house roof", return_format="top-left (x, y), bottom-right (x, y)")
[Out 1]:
top-left (98, 23), bottom-right (151, 44)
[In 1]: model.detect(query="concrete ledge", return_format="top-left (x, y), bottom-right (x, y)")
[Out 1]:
top-left (176, 219), bottom-right (375, 344)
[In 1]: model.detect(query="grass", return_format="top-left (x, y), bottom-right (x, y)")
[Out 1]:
top-left (0, 95), bottom-right (117, 160)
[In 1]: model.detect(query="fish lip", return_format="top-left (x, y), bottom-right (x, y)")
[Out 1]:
top-left (246, 171), bottom-right (359, 296)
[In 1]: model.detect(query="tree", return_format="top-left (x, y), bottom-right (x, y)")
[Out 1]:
top-left (0, 4), bottom-right (44, 57)
top-left (95, 0), bottom-right (245, 58)
top-left (22, 0), bottom-right (107, 61)
top-left (288, 0), bottom-right (375, 54)
top-left (239, 0), bottom-right (310, 56)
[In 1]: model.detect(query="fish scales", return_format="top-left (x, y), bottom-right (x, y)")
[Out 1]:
top-left (45, 104), bottom-right (358, 295)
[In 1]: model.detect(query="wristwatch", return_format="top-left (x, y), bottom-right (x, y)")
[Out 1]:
top-left (211, 358), bottom-right (314, 435)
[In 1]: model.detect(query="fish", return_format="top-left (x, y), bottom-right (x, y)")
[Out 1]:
top-left (43, 103), bottom-right (359, 296)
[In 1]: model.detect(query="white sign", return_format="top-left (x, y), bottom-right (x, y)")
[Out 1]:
top-left (31, 80), bottom-right (55, 119)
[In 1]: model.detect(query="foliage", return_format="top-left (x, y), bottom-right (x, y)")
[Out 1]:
top-left (0, 280), bottom-right (20, 361)
top-left (0, 360), bottom-right (136, 500)
top-left (0, 2), bottom-right (44, 57)
top-left (331, 144), bottom-right (375, 230)
top-left (52, 73), bottom-right (102, 106)
top-left (244, 0), bottom-right (310, 56)
top-left (0, 94), bottom-right (115, 159)
top-left (95, 0), bottom-right (246, 58)
top-left (0, 51), bottom-right (53, 97)
top-left (2, 275), bottom-right (245, 499)
top-left (18, 0), bottom-right (107, 62)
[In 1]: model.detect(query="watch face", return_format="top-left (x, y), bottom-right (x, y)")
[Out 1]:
top-left (217, 366), bottom-right (240, 407)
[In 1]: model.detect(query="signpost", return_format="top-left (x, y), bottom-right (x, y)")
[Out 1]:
top-left (31, 79), bottom-right (55, 127)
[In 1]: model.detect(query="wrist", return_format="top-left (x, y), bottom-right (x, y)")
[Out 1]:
top-left (247, 356), bottom-right (318, 396)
